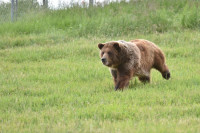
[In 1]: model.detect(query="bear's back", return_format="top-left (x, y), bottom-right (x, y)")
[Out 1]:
top-left (130, 39), bottom-right (165, 74)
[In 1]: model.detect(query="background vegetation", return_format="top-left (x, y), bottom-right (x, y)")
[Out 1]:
top-left (0, 0), bottom-right (200, 132)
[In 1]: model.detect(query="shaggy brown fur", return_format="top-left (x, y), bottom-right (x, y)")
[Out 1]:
top-left (98, 39), bottom-right (170, 91)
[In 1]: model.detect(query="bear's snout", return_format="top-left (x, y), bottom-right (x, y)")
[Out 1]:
top-left (101, 58), bottom-right (106, 64)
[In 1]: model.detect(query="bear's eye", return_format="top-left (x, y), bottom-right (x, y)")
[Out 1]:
top-left (101, 52), bottom-right (104, 55)
top-left (108, 52), bottom-right (112, 56)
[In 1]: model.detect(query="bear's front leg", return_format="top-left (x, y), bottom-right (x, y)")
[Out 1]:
top-left (110, 69), bottom-right (117, 87)
top-left (115, 70), bottom-right (133, 91)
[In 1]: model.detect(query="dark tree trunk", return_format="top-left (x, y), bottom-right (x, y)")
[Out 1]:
top-left (43, 0), bottom-right (48, 8)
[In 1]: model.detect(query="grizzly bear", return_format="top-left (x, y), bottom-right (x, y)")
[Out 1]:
top-left (98, 39), bottom-right (170, 90)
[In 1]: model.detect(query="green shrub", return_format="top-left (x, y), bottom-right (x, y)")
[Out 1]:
top-left (181, 6), bottom-right (200, 29)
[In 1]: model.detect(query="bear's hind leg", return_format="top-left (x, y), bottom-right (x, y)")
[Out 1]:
top-left (153, 54), bottom-right (170, 80)
top-left (154, 63), bottom-right (170, 80)
top-left (162, 69), bottom-right (170, 80)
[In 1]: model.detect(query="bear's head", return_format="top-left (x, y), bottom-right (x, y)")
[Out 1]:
top-left (98, 42), bottom-right (122, 68)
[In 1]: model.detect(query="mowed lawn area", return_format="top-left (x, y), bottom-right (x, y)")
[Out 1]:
top-left (1, 31), bottom-right (200, 132)
top-left (0, 0), bottom-right (200, 132)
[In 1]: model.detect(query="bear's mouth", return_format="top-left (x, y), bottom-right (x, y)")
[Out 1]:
top-left (102, 62), bottom-right (111, 67)
top-left (107, 64), bottom-right (112, 67)
top-left (105, 63), bottom-right (114, 68)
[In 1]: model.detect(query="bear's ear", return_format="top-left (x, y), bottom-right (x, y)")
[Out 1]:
top-left (98, 43), bottom-right (104, 50)
top-left (113, 43), bottom-right (121, 52)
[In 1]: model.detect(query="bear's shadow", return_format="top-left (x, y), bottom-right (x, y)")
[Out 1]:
top-left (108, 78), bottom-right (147, 91)
top-left (128, 78), bottom-right (145, 90)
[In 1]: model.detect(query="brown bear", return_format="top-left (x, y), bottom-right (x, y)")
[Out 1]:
top-left (98, 39), bottom-right (170, 91)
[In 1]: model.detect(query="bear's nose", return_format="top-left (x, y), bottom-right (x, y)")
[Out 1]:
top-left (101, 58), bottom-right (106, 63)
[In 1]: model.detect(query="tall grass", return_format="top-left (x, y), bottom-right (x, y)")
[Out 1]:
top-left (181, 5), bottom-right (200, 29)
top-left (0, 0), bottom-right (199, 37)
top-left (0, 0), bottom-right (200, 49)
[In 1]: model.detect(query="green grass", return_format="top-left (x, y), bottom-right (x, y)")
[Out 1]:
top-left (0, 0), bottom-right (200, 132)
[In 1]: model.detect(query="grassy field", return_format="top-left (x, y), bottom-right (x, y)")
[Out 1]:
top-left (0, 0), bottom-right (200, 132)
